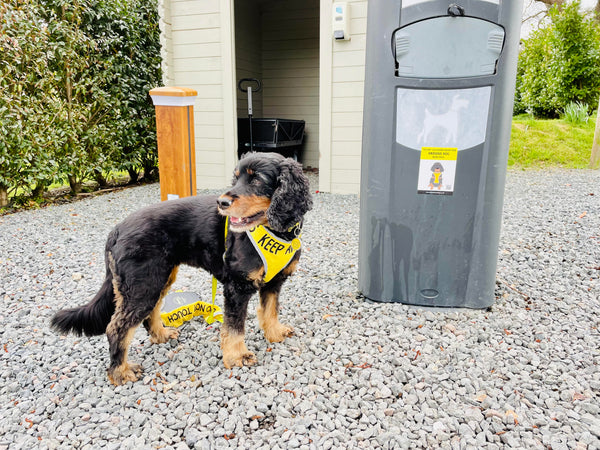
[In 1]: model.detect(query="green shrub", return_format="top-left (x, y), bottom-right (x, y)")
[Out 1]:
top-left (0, 0), bottom-right (161, 204)
top-left (0, 0), bottom-right (62, 203)
top-left (515, 0), bottom-right (600, 118)
top-left (80, 0), bottom-right (161, 184)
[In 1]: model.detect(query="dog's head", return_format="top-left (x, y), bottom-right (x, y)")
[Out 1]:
top-left (217, 152), bottom-right (313, 233)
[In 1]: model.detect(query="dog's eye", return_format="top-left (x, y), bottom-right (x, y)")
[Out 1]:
top-left (251, 172), bottom-right (268, 185)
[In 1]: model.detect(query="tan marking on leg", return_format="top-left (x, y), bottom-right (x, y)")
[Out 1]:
top-left (257, 291), bottom-right (294, 343)
top-left (105, 256), bottom-right (144, 385)
top-left (282, 259), bottom-right (299, 277)
top-left (247, 266), bottom-right (265, 288)
top-left (107, 327), bottom-right (143, 386)
top-left (161, 266), bottom-right (179, 297)
top-left (147, 267), bottom-right (180, 344)
top-left (147, 301), bottom-right (180, 344)
top-left (108, 252), bottom-right (123, 310)
top-left (220, 327), bottom-right (257, 368)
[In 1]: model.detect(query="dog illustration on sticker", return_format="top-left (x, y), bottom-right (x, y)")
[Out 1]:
top-left (428, 162), bottom-right (444, 190)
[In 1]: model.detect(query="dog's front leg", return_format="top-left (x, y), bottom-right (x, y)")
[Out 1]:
top-left (220, 282), bottom-right (257, 368)
top-left (258, 280), bottom-right (294, 343)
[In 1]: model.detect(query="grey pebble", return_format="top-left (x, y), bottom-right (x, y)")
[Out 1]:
top-left (0, 170), bottom-right (599, 448)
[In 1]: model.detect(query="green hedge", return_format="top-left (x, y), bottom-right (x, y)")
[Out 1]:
top-left (0, 0), bottom-right (161, 205)
top-left (515, 0), bottom-right (600, 118)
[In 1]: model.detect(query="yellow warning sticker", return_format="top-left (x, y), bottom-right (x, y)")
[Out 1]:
top-left (421, 147), bottom-right (458, 161)
top-left (418, 147), bottom-right (458, 195)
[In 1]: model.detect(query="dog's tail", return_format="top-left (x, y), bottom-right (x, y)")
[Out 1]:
top-left (50, 271), bottom-right (115, 337)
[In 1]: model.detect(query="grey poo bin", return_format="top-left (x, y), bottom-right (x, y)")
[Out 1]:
top-left (358, 0), bottom-right (523, 308)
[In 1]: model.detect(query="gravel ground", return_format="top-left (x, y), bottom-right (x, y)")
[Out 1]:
top-left (0, 169), bottom-right (599, 449)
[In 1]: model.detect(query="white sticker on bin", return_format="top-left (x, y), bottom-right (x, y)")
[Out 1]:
top-left (396, 87), bottom-right (491, 151)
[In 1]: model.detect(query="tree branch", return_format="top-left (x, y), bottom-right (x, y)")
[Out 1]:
top-left (534, 0), bottom-right (565, 8)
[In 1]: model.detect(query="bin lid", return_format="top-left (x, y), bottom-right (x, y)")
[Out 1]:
top-left (394, 17), bottom-right (505, 78)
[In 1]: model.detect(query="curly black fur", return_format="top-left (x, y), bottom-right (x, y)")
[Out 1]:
top-left (267, 158), bottom-right (313, 232)
top-left (50, 152), bottom-right (312, 385)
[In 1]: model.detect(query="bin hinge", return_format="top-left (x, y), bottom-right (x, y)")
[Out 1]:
top-left (447, 3), bottom-right (465, 16)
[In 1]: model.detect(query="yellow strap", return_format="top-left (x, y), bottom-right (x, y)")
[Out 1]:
top-left (211, 276), bottom-right (218, 304)
top-left (161, 297), bottom-right (222, 327)
top-left (207, 276), bottom-right (218, 324)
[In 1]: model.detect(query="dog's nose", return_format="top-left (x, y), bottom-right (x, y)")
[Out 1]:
top-left (217, 196), bottom-right (233, 209)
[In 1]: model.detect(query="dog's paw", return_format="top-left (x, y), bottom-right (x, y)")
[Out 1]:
top-left (264, 323), bottom-right (294, 343)
top-left (108, 362), bottom-right (143, 386)
top-left (150, 326), bottom-right (179, 344)
top-left (223, 351), bottom-right (258, 369)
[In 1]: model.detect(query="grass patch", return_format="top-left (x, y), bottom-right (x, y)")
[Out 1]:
top-left (509, 115), bottom-right (595, 168)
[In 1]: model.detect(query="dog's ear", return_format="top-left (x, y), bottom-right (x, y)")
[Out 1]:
top-left (266, 158), bottom-right (313, 232)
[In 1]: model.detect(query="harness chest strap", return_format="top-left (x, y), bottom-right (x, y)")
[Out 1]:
top-left (246, 225), bottom-right (301, 283)
top-left (211, 218), bottom-right (302, 310)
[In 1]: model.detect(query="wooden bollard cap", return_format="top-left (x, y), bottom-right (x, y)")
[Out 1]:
top-left (150, 86), bottom-right (197, 106)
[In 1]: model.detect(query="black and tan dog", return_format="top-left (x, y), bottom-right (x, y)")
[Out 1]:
top-left (51, 152), bottom-right (312, 385)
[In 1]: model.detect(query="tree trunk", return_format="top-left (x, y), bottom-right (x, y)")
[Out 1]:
top-left (31, 183), bottom-right (47, 199)
top-left (0, 185), bottom-right (8, 207)
top-left (94, 170), bottom-right (109, 188)
top-left (590, 98), bottom-right (600, 169)
top-left (68, 175), bottom-right (82, 195)
top-left (127, 168), bottom-right (139, 184)
top-left (142, 162), bottom-right (159, 182)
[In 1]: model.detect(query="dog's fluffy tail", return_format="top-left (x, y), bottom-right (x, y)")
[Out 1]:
top-left (50, 274), bottom-right (115, 337)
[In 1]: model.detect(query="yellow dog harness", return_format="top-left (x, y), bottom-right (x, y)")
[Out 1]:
top-left (208, 218), bottom-right (302, 322)
top-left (162, 218), bottom-right (302, 327)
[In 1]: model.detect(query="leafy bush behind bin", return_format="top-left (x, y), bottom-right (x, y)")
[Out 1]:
top-left (515, 0), bottom-right (600, 118)
top-left (0, 0), bottom-right (161, 205)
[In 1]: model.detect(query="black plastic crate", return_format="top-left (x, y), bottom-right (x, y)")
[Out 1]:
top-left (237, 118), bottom-right (305, 158)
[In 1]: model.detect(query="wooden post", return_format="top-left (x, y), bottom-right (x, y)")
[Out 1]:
top-left (149, 86), bottom-right (198, 201)
top-left (591, 98), bottom-right (600, 170)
